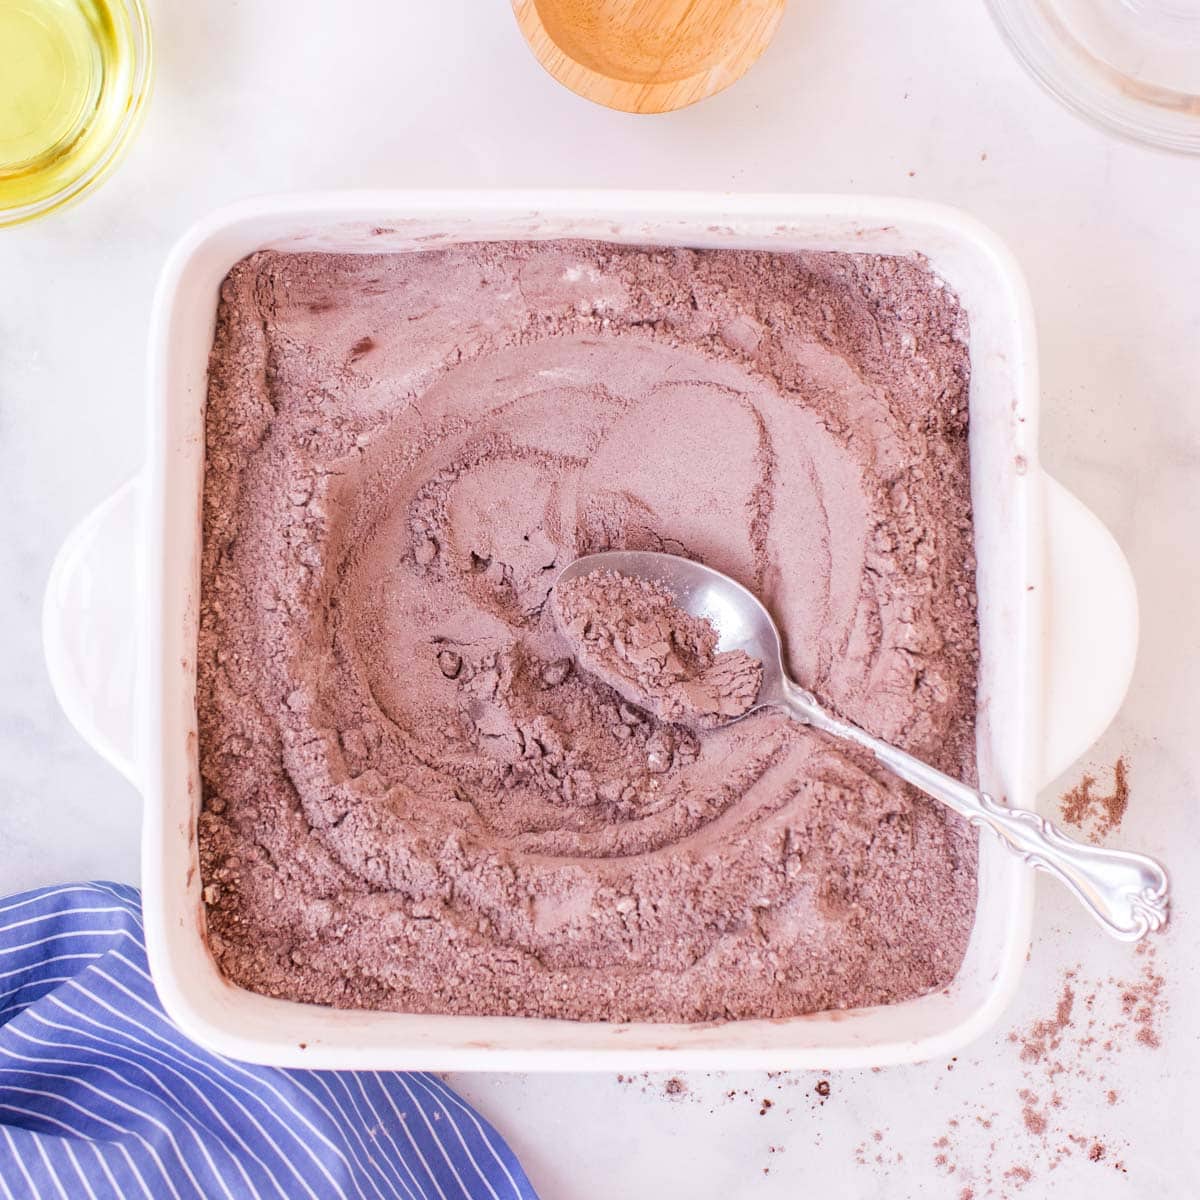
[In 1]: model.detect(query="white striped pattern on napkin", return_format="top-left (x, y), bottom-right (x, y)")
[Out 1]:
top-left (0, 883), bottom-right (539, 1200)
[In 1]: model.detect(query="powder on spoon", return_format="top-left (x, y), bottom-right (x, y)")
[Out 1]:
top-left (552, 568), bottom-right (763, 729)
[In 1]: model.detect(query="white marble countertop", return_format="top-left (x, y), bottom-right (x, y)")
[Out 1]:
top-left (1, 1), bottom-right (1197, 1195)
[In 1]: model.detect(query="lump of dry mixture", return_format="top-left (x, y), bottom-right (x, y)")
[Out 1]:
top-left (197, 239), bottom-right (979, 1022)
top-left (552, 568), bottom-right (763, 729)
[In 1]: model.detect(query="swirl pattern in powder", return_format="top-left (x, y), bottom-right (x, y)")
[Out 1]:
top-left (197, 241), bottom-right (979, 1022)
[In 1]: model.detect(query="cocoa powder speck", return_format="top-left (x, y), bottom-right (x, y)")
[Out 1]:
top-left (1059, 757), bottom-right (1130, 841)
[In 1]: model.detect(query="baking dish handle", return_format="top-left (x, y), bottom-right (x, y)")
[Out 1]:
top-left (1040, 473), bottom-right (1138, 786)
top-left (42, 477), bottom-right (142, 789)
top-left (38, 472), bottom-right (1133, 795)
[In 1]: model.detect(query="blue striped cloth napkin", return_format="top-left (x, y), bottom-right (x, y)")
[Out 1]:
top-left (0, 883), bottom-right (539, 1200)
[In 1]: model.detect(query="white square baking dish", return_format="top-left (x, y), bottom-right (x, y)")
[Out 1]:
top-left (43, 192), bottom-right (1138, 1070)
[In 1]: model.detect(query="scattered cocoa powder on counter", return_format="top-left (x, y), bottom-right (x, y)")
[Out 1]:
top-left (614, 1070), bottom-right (837, 1120)
top-left (1018, 1090), bottom-right (1047, 1136)
top-left (1003, 1164), bottom-right (1032, 1187)
top-left (926, 939), bottom-right (1168, 1194)
top-left (1059, 757), bottom-right (1130, 841)
top-left (853, 1132), bottom-right (905, 1171)
top-left (1012, 978), bottom-right (1075, 1065)
top-left (615, 1071), bottom-right (652, 1092)
top-left (1125, 940), bottom-right (1166, 1049)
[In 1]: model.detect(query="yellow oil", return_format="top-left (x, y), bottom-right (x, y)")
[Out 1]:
top-left (0, 0), bottom-right (149, 222)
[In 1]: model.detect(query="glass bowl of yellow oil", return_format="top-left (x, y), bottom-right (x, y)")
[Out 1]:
top-left (0, 0), bottom-right (152, 227)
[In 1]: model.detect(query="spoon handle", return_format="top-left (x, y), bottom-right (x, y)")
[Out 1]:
top-left (777, 680), bottom-right (1169, 941)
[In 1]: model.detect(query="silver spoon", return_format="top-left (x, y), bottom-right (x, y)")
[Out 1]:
top-left (556, 550), bottom-right (1169, 941)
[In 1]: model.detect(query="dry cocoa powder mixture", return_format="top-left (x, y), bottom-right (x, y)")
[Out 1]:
top-left (197, 240), bottom-right (978, 1021)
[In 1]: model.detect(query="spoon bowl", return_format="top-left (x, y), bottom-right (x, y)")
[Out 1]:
top-left (556, 550), bottom-right (1171, 941)
top-left (556, 549), bottom-right (791, 708)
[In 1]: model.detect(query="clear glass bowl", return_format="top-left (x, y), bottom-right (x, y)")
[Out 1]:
top-left (0, 0), bottom-right (153, 228)
top-left (985, 0), bottom-right (1200, 154)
